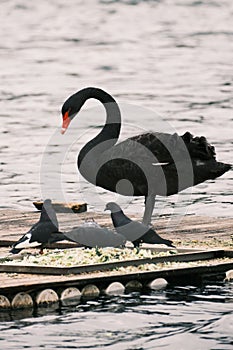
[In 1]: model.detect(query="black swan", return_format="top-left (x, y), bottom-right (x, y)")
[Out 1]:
top-left (10, 199), bottom-right (59, 254)
top-left (60, 87), bottom-right (231, 225)
top-left (105, 202), bottom-right (175, 248)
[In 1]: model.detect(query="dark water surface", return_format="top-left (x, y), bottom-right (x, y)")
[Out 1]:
top-left (0, 282), bottom-right (233, 350)
top-left (0, 0), bottom-right (232, 217)
top-left (0, 0), bottom-right (233, 348)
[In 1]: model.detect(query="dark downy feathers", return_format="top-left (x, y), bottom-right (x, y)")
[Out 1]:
top-left (105, 202), bottom-right (175, 248)
top-left (10, 199), bottom-right (60, 254)
top-left (62, 221), bottom-right (126, 248)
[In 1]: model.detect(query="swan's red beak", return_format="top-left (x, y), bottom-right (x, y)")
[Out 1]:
top-left (61, 111), bottom-right (71, 134)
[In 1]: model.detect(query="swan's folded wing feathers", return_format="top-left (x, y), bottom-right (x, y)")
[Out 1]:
top-left (181, 132), bottom-right (216, 160)
top-left (129, 132), bottom-right (177, 163)
top-left (130, 131), bottom-right (216, 162)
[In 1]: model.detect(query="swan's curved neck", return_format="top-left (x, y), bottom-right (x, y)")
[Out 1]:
top-left (77, 88), bottom-right (121, 176)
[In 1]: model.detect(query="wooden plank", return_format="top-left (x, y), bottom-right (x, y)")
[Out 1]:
top-left (0, 250), bottom-right (226, 275)
top-left (0, 261), bottom-right (232, 295)
top-left (0, 212), bottom-right (232, 254)
top-left (1, 209), bottom-right (233, 245)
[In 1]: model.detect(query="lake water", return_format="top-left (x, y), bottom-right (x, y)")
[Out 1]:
top-left (0, 0), bottom-right (232, 217)
top-left (0, 0), bottom-right (232, 348)
top-left (0, 281), bottom-right (233, 350)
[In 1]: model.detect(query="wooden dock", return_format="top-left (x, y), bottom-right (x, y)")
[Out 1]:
top-left (0, 208), bottom-right (233, 309)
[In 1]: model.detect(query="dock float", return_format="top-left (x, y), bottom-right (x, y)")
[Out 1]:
top-left (0, 209), bottom-right (232, 309)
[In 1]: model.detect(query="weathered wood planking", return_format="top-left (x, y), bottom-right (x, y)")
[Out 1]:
top-left (0, 209), bottom-right (232, 309)
top-left (1, 260), bottom-right (233, 295)
top-left (0, 250), bottom-right (229, 275)
top-left (0, 209), bottom-right (233, 246)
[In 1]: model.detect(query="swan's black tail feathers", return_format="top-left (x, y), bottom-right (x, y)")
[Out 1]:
top-left (209, 161), bottom-right (232, 179)
top-left (182, 132), bottom-right (216, 160)
top-left (192, 160), bottom-right (231, 187)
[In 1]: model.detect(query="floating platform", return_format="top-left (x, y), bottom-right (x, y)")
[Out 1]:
top-left (0, 208), bottom-right (232, 309)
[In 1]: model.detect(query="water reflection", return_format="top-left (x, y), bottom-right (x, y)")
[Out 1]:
top-left (0, 0), bottom-right (233, 347)
top-left (0, 0), bottom-right (232, 216)
top-left (0, 281), bottom-right (232, 349)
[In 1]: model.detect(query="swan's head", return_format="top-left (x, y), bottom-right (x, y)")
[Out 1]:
top-left (61, 90), bottom-right (87, 134)
top-left (60, 87), bottom-right (117, 134)
top-left (61, 88), bottom-right (97, 134)
top-left (61, 97), bottom-right (80, 134)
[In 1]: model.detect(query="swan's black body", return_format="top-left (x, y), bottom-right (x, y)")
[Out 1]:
top-left (105, 202), bottom-right (175, 248)
top-left (61, 87), bottom-right (231, 224)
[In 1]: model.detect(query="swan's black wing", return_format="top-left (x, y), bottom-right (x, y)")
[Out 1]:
top-left (129, 131), bottom-right (216, 162)
top-left (100, 131), bottom-right (216, 171)
top-left (159, 158), bottom-right (231, 195)
top-left (96, 136), bottom-right (159, 195)
top-left (97, 132), bottom-right (230, 196)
